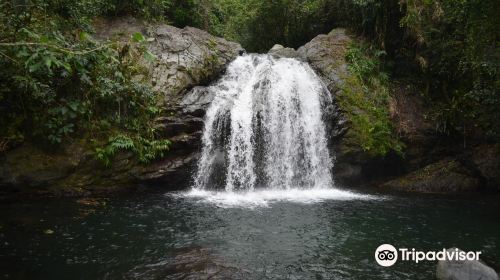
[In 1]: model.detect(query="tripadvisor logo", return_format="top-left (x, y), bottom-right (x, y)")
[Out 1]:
top-left (375, 244), bottom-right (398, 267)
top-left (374, 244), bottom-right (482, 267)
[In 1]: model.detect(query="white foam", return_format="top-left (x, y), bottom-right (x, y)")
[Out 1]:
top-left (174, 188), bottom-right (379, 208)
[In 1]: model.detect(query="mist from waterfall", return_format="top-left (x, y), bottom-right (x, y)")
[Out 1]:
top-left (193, 54), bottom-right (334, 192)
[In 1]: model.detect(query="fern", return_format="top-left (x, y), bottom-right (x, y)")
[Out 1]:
top-left (95, 134), bottom-right (170, 166)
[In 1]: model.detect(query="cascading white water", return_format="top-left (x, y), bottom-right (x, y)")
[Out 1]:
top-left (193, 54), bottom-right (334, 192)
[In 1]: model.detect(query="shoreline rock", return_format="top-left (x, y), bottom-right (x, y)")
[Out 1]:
top-left (437, 248), bottom-right (499, 280)
top-left (381, 158), bottom-right (480, 193)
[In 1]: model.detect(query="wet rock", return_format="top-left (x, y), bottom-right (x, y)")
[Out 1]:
top-left (381, 159), bottom-right (480, 193)
top-left (132, 152), bottom-right (199, 186)
top-left (0, 143), bottom-right (82, 190)
top-left (92, 18), bottom-right (243, 190)
top-left (268, 44), bottom-right (300, 59)
top-left (180, 86), bottom-right (216, 117)
top-left (127, 247), bottom-right (239, 279)
top-left (0, 123), bottom-right (203, 196)
top-left (436, 248), bottom-right (499, 280)
top-left (155, 115), bottom-right (205, 137)
top-left (298, 28), bottom-right (352, 95)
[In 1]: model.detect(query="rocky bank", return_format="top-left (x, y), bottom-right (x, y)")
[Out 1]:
top-left (296, 29), bottom-right (500, 193)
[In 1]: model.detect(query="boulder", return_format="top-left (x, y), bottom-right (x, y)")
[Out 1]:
top-left (0, 143), bottom-right (83, 190)
top-left (126, 246), bottom-right (238, 279)
top-left (381, 159), bottom-right (480, 193)
top-left (268, 44), bottom-right (300, 59)
top-left (147, 25), bottom-right (243, 102)
top-left (437, 248), bottom-right (499, 280)
top-left (94, 17), bottom-right (243, 103)
top-left (298, 28), bottom-right (352, 95)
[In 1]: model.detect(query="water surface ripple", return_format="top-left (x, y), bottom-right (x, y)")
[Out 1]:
top-left (1, 192), bottom-right (499, 279)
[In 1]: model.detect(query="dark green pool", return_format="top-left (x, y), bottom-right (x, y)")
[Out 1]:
top-left (1, 189), bottom-right (499, 279)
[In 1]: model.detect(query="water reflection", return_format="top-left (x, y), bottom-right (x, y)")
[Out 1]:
top-left (0, 192), bottom-right (499, 279)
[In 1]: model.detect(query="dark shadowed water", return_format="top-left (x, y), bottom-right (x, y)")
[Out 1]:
top-left (1, 190), bottom-right (499, 279)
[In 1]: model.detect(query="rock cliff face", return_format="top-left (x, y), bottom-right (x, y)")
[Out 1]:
top-left (0, 18), bottom-right (243, 196)
top-left (296, 28), bottom-right (500, 193)
top-left (297, 29), bottom-right (393, 186)
top-left (94, 17), bottom-right (243, 100)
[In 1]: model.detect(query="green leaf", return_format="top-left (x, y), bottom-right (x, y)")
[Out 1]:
top-left (132, 32), bottom-right (145, 43)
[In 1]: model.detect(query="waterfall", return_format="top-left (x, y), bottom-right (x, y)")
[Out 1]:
top-left (193, 54), bottom-right (334, 192)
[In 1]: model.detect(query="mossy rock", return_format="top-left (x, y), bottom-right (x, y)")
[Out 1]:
top-left (381, 158), bottom-right (480, 193)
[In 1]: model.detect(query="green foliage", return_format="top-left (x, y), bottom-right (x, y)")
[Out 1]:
top-left (1, 0), bottom-right (497, 165)
top-left (310, 0), bottom-right (498, 141)
top-left (191, 0), bottom-right (498, 141)
top-left (0, 0), bottom-right (169, 164)
top-left (95, 134), bottom-right (170, 166)
top-left (341, 44), bottom-right (404, 156)
top-left (199, 0), bottom-right (339, 52)
top-left (399, 0), bottom-right (499, 140)
top-left (105, 0), bottom-right (200, 25)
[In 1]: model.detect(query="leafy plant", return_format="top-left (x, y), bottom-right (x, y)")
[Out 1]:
top-left (341, 44), bottom-right (404, 156)
top-left (0, 0), bottom-right (170, 164)
top-left (95, 134), bottom-right (170, 166)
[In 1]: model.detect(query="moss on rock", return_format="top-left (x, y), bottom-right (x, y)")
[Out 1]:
top-left (381, 159), bottom-right (480, 193)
